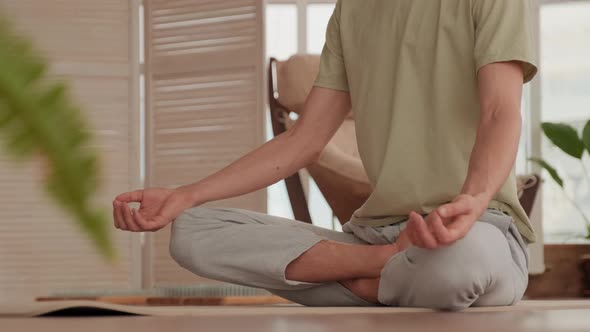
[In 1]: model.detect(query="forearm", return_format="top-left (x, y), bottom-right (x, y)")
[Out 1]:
top-left (175, 87), bottom-right (351, 207)
top-left (461, 109), bottom-right (521, 202)
top-left (178, 129), bottom-right (319, 206)
top-left (461, 61), bottom-right (525, 203)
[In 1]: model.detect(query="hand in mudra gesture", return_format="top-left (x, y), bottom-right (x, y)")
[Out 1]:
top-left (112, 187), bottom-right (194, 232)
top-left (404, 193), bottom-right (489, 249)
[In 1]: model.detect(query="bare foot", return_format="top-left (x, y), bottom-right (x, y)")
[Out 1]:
top-left (341, 231), bottom-right (412, 304)
top-left (394, 228), bottom-right (412, 252)
top-left (340, 278), bottom-right (381, 304)
top-left (376, 243), bottom-right (399, 264)
top-left (374, 230), bottom-right (411, 269)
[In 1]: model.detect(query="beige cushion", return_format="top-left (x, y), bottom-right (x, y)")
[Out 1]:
top-left (277, 54), bottom-right (365, 184)
top-left (285, 117), bottom-right (369, 185)
top-left (276, 55), bottom-right (321, 114)
top-left (276, 54), bottom-right (353, 118)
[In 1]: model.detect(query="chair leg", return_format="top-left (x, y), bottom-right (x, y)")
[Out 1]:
top-left (284, 172), bottom-right (313, 224)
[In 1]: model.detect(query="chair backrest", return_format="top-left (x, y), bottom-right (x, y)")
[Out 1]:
top-left (517, 174), bottom-right (541, 217)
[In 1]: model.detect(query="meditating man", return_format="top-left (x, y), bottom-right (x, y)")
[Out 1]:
top-left (112, 0), bottom-right (537, 310)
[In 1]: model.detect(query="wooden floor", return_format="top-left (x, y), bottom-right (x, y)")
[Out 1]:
top-left (2, 308), bottom-right (589, 332)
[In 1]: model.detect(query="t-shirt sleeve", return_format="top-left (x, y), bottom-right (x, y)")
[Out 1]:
top-left (472, 0), bottom-right (538, 83)
top-left (314, 1), bottom-right (349, 92)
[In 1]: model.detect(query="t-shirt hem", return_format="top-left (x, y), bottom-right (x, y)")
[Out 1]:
top-left (349, 200), bottom-right (537, 243)
top-left (475, 54), bottom-right (538, 84)
top-left (487, 200), bottom-right (536, 244)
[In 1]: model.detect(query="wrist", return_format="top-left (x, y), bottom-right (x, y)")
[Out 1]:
top-left (175, 184), bottom-right (207, 207)
top-left (465, 192), bottom-right (492, 213)
top-left (460, 187), bottom-right (493, 202)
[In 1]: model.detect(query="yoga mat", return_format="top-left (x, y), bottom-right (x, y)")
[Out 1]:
top-left (2, 300), bottom-right (590, 317)
top-left (0, 284), bottom-right (291, 316)
top-left (36, 295), bottom-right (291, 306)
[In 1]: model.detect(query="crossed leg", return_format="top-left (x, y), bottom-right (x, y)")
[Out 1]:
top-left (169, 207), bottom-right (395, 306)
top-left (169, 207), bottom-right (528, 309)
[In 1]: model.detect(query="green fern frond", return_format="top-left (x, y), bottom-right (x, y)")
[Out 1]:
top-left (0, 17), bottom-right (114, 260)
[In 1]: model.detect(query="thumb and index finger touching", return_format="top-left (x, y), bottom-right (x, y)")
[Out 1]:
top-left (432, 195), bottom-right (479, 240)
top-left (436, 196), bottom-right (473, 220)
top-left (114, 190), bottom-right (144, 203)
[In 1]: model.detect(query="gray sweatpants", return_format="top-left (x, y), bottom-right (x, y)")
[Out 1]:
top-left (169, 207), bottom-right (529, 310)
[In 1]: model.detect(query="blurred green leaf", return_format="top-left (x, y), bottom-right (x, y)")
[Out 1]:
top-left (541, 122), bottom-right (585, 159)
top-left (583, 120), bottom-right (590, 155)
top-left (0, 17), bottom-right (114, 260)
top-left (529, 157), bottom-right (564, 188)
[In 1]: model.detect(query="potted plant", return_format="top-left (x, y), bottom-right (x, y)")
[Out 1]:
top-left (530, 120), bottom-right (590, 296)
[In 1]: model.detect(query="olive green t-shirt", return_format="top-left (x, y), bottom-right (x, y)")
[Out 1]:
top-left (314, 0), bottom-right (538, 242)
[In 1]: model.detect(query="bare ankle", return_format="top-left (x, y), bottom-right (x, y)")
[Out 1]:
top-left (375, 243), bottom-right (400, 268)
top-left (285, 240), bottom-right (401, 283)
top-left (340, 278), bottom-right (380, 304)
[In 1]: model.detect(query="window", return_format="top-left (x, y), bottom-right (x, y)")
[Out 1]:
top-left (307, 3), bottom-right (335, 53)
top-left (538, 1), bottom-right (590, 242)
top-left (265, 4), bottom-right (298, 60)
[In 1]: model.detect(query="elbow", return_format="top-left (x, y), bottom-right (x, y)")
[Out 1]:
top-left (479, 101), bottom-right (521, 126)
top-left (478, 104), bottom-right (522, 144)
top-left (299, 137), bottom-right (323, 166)
top-left (285, 125), bottom-right (324, 167)
top-left (306, 146), bottom-right (323, 166)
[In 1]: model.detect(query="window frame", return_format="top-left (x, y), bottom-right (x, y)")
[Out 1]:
top-left (266, 0), bottom-right (336, 53)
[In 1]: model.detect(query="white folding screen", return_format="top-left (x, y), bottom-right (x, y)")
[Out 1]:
top-left (143, 0), bottom-right (266, 286)
top-left (0, 0), bottom-right (141, 301)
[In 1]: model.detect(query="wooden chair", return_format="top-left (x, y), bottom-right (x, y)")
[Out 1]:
top-left (267, 55), bottom-right (541, 224)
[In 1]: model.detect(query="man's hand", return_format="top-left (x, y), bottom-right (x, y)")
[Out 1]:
top-left (405, 194), bottom-right (489, 249)
top-left (112, 187), bottom-right (194, 232)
